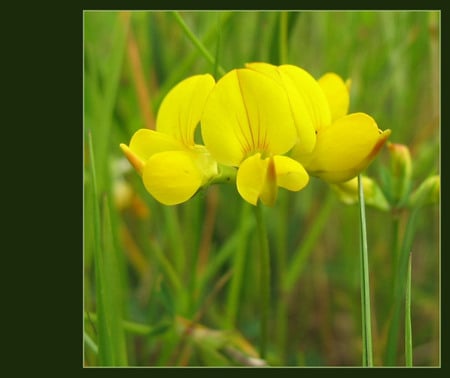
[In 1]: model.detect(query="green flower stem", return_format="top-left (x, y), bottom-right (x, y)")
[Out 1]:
top-left (405, 253), bottom-right (413, 366)
top-left (209, 165), bottom-right (237, 186)
top-left (172, 11), bottom-right (226, 77)
top-left (254, 203), bottom-right (271, 359)
top-left (358, 174), bottom-right (374, 366)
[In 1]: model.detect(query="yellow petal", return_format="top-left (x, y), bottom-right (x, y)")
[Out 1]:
top-left (246, 62), bottom-right (317, 156)
top-left (201, 68), bottom-right (296, 166)
top-left (142, 150), bottom-right (203, 205)
top-left (236, 153), bottom-right (267, 206)
top-left (128, 129), bottom-right (184, 162)
top-left (156, 74), bottom-right (215, 146)
top-left (318, 72), bottom-right (350, 122)
top-left (273, 155), bottom-right (309, 191)
top-left (302, 113), bottom-right (391, 183)
top-left (236, 153), bottom-right (309, 207)
top-left (278, 65), bottom-right (331, 132)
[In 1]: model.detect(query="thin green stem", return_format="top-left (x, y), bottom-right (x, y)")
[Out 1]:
top-left (172, 11), bottom-right (226, 77)
top-left (405, 253), bottom-right (413, 366)
top-left (358, 174), bottom-right (374, 366)
top-left (254, 203), bottom-right (271, 359)
top-left (385, 206), bottom-right (420, 365)
top-left (284, 192), bottom-right (334, 292)
top-left (163, 206), bottom-right (186, 276)
top-left (84, 331), bottom-right (99, 354)
top-left (275, 192), bottom-right (288, 362)
top-left (85, 312), bottom-right (170, 336)
top-left (279, 12), bottom-right (288, 64)
top-left (225, 202), bottom-right (252, 329)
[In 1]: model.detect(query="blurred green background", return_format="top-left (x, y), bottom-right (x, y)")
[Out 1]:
top-left (84, 11), bottom-right (440, 366)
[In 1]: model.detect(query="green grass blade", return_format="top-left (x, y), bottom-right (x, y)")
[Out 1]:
top-left (172, 11), bottom-right (226, 77)
top-left (405, 253), bottom-right (413, 366)
top-left (284, 193), bottom-right (334, 292)
top-left (225, 202), bottom-right (252, 329)
top-left (254, 203), bottom-right (271, 359)
top-left (87, 132), bottom-right (128, 366)
top-left (84, 12), bottom-right (129, 194)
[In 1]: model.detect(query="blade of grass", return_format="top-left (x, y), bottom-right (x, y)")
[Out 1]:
top-left (85, 12), bottom-right (130, 194)
top-left (358, 174), bottom-right (373, 366)
top-left (225, 202), bottom-right (252, 329)
top-left (405, 253), bottom-right (413, 366)
top-left (254, 203), bottom-right (271, 359)
top-left (279, 11), bottom-right (288, 64)
top-left (84, 331), bottom-right (99, 354)
top-left (87, 132), bottom-right (128, 366)
top-left (284, 192), bottom-right (334, 292)
top-left (154, 12), bottom-right (233, 109)
top-left (274, 191), bottom-right (288, 363)
top-left (385, 205), bottom-right (420, 365)
top-left (85, 312), bottom-right (172, 337)
top-left (172, 11), bottom-right (226, 77)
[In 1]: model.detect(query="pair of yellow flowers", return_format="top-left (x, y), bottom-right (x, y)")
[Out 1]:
top-left (120, 62), bottom-right (391, 206)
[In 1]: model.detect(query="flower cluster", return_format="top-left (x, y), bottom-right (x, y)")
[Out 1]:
top-left (120, 63), bottom-right (391, 206)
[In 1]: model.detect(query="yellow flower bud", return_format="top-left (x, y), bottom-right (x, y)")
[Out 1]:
top-left (330, 175), bottom-right (390, 211)
top-left (388, 143), bottom-right (412, 205)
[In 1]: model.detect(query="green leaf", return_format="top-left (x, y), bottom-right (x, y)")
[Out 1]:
top-left (88, 132), bottom-right (128, 366)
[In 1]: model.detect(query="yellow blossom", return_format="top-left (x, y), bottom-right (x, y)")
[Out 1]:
top-left (246, 63), bottom-right (391, 183)
top-left (120, 74), bottom-right (218, 205)
top-left (201, 68), bottom-right (309, 206)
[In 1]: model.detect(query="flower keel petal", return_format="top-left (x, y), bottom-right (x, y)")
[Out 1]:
top-left (273, 155), bottom-right (309, 191)
top-left (142, 150), bottom-right (203, 205)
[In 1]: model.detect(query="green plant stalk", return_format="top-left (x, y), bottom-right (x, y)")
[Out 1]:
top-left (154, 12), bottom-right (233, 109)
top-left (405, 253), bottom-right (413, 366)
top-left (84, 331), bottom-right (99, 354)
top-left (284, 193), bottom-right (334, 292)
top-left (87, 132), bottom-right (128, 366)
top-left (385, 206), bottom-right (420, 365)
top-left (358, 174), bottom-right (374, 366)
top-left (163, 206), bottom-right (186, 276)
top-left (275, 192), bottom-right (288, 362)
top-left (225, 202), bottom-right (252, 329)
top-left (172, 11), bottom-right (226, 77)
top-left (85, 312), bottom-right (171, 336)
top-left (279, 12), bottom-right (288, 64)
top-left (254, 203), bottom-right (271, 359)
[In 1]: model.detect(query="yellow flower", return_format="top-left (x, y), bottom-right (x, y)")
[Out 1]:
top-left (201, 68), bottom-right (309, 206)
top-left (120, 74), bottom-right (218, 205)
top-left (246, 63), bottom-right (391, 183)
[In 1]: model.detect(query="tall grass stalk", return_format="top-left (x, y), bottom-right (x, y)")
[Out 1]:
top-left (405, 253), bottom-right (413, 366)
top-left (87, 132), bottom-right (128, 366)
top-left (172, 11), bottom-right (226, 77)
top-left (358, 174), bottom-right (374, 366)
top-left (255, 203), bottom-right (271, 359)
top-left (386, 205), bottom-right (420, 365)
top-left (226, 202), bottom-right (252, 329)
